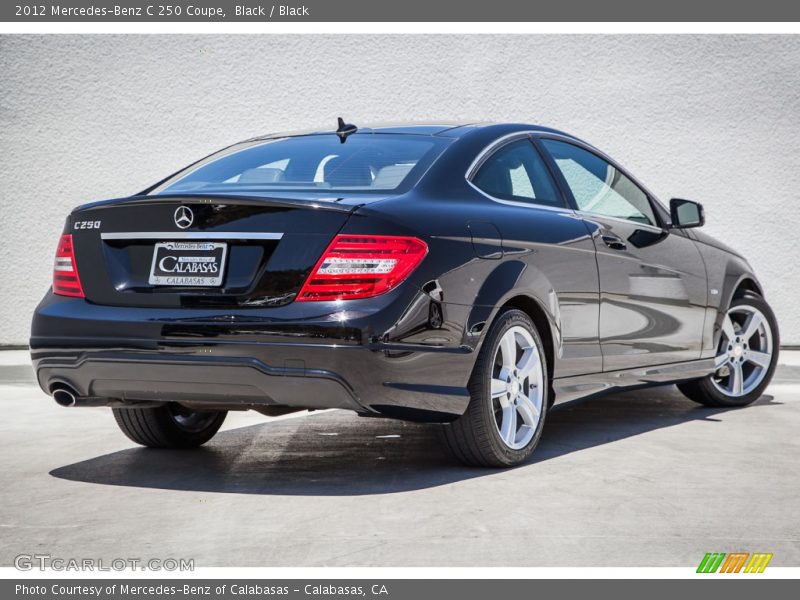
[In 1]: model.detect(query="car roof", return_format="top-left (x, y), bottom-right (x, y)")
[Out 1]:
top-left (246, 122), bottom-right (582, 142)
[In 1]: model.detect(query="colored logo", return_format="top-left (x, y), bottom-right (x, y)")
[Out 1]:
top-left (697, 552), bottom-right (773, 573)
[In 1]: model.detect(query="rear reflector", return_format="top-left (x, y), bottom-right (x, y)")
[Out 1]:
top-left (297, 235), bottom-right (428, 302)
top-left (53, 234), bottom-right (85, 298)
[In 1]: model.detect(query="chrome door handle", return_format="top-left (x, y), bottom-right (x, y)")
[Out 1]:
top-left (601, 234), bottom-right (627, 251)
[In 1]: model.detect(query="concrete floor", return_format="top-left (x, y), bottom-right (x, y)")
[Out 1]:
top-left (1, 351), bottom-right (798, 567)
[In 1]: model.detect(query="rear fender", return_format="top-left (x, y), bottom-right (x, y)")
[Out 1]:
top-left (463, 259), bottom-right (561, 359)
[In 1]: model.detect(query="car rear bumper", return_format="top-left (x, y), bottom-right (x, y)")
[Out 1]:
top-left (30, 292), bottom-right (475, 422)
top-left (33, 350), bottom-right (366, 412)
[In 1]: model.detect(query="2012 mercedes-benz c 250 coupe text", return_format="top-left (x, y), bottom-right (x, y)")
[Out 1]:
top-left (31, 121), bottom-right (780, 467)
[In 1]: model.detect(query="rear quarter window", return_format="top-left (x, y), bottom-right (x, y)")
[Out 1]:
top-left (471, 139), bottom-right (563, 207)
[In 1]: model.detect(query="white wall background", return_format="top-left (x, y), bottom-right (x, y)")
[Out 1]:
top-left (1, 35), bottom-right (798, 345)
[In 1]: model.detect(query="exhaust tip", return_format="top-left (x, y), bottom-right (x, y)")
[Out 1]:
top-left (52, 387), bottom-right (77, 407)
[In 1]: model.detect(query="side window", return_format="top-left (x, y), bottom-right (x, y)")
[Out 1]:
top-left (471, 139), bottom-right (562, 207)
top-left (542, 139), bottom-right (657, 226)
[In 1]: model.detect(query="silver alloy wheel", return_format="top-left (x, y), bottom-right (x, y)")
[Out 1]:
top-left (491, 326), bottom-right (544, 450)
top-left (711, 305), bottom-right (774, 397)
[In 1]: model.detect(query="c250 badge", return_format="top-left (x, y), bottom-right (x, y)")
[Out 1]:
top-left (73, 220), bottom-right (101, 230)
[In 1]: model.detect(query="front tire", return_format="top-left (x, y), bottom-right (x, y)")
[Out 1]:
top-left (678, 294), bottom-right (779, 407)
top-left (440, 308), bottom-right (548, 467)
top-left (113, 403), bottom-right (227, 448)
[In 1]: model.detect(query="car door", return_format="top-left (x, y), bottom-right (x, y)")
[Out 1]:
top-left (468, 135), bottom-right (602, 377)
top-left (539, 137), bottom-right (707, 370)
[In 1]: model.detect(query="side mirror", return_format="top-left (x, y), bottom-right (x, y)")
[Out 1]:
top-left (670, 198), bottom-right (705, 229)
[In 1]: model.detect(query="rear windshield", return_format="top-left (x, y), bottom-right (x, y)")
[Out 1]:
top-left (150, 133), bottom-right (450, 196)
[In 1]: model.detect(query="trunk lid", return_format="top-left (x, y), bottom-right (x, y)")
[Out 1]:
top-left (69, 194), bottom-right (367, 308)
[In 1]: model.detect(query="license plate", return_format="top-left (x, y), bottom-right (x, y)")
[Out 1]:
top-left (148, 242), bottom-right (227, 287)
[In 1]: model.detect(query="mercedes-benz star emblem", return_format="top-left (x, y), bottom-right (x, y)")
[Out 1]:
top-left (174, 206), bottom-right (194, 229)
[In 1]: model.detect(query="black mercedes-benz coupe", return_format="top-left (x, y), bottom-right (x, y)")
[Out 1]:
top-left (31, 121), bottom-right (780, 467)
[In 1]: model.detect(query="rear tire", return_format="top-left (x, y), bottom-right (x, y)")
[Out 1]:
top-left (678, 294), bottom-right (779, 407)
top-left (112, 403), bottom-right (227, 448)
top-left (440, 308), bottom-right (549, 467)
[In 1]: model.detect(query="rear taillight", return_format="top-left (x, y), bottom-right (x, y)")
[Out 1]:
top-left (53, 234), bottom-right (85, 298)
top-left (297, 235), bottom-right (428, 302)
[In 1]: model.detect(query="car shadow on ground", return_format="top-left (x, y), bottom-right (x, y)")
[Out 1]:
top-left (50, 387), bottom-right (779, 496)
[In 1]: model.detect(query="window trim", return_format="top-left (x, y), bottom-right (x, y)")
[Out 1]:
top-left (465, 132), bottom-right (572, 212)
top-left (535, 133), bottom-right (668, 230)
